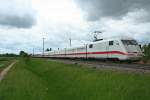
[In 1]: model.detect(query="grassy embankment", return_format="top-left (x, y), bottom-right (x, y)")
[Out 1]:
top-left (0, 58), bottom-right (150, 100)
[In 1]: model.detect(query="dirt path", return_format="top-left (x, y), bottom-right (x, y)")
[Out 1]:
top-left (0, 61), bottom-right (18, 82)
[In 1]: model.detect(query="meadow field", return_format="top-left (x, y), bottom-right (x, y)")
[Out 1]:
top-left (0, 58), bottom-right (150, 100)
top-left (0, 57), bottom-right (15, 72)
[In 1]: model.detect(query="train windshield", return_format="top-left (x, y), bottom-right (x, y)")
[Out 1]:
top-left (122, 40), bottom-right (138, 45)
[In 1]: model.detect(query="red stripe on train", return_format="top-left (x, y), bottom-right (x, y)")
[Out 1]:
top-left (55, 51), bottom-right (130, 56)
top-left (75, 51), bottom-right (127, 55)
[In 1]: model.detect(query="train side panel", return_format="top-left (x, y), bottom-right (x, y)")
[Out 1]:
top-left (107, 40), bottom-right (128, 60)
top-left (75, 46), bottom-right (87, 59)
top-left (87, 42), bottom-right (108, 59)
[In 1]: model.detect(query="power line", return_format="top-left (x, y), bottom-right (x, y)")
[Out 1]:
top-left (69, 38), bottom-right (72, 48)
top-left (42, 37), bottom-right (45, 56)
top-left (33, 48), bottom-right (34, 56)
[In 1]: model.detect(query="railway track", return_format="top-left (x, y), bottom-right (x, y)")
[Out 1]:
top-left (47, 58), bottom-right (150, 74)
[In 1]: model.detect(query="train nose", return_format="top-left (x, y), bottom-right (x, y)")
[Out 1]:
top-left (136, 52), bottom-right (143, 56)
top-left (127, 52), bottom-right (143, 60)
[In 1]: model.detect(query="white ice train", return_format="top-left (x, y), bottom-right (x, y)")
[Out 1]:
top-left (44, 37), bottom-right (143, 61)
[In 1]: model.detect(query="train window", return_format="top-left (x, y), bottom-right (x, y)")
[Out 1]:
top-left (109, 41), bottom-right (114, 46)
top-left (89, 44), bottom-right (93, 48)
top-left (122, 40), bottom-right (138, 45)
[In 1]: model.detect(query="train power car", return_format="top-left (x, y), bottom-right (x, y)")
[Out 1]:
top-left (44, 37), bottom-right (143, 61)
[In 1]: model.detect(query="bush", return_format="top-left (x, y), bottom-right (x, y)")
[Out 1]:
top-left (19, 51), bottom-right (29, 57)
top-left (19, 51), bottom-right (31, 62)
top-left (142, 44), bottom-right (150, 63)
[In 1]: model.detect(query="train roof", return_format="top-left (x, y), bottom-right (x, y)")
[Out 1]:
top-left (90, 37), bottom-right (135, 44)
top-left (45, 37), bottom-right (136, 52)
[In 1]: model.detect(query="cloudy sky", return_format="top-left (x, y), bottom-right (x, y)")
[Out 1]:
top-left (0, 0), bottom-right (150, 54)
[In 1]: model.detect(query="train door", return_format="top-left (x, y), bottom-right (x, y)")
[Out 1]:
top-left (85, 44), bottom-right (88, 60)
top-left (107, 40), bottom-right (120, 59)
top-left (107, 41), bottom-right (113, 59)
top-left (105, 42), bottom-right (109, 59)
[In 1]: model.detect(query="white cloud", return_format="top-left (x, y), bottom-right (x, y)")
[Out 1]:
top-left (0, 0), bottom-right (90, 54)
top-left (0, 0), bottom-right (150, 54)
top-left (87, 18), bottom-right (150, 44)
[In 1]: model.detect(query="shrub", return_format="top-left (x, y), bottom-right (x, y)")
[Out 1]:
top-left (142, 44), bottom-right (150, 63)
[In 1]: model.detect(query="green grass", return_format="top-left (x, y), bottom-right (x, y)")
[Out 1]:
top-left (0, 58), bottom-right (150, 100)
top-left (0, 57), bottom-right (15, 72)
